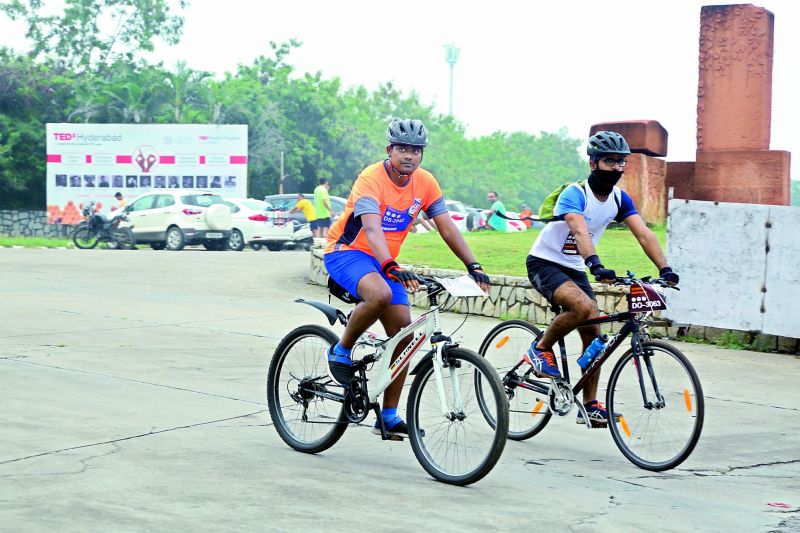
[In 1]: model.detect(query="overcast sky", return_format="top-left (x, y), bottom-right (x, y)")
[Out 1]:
top-left (2, 0), bottom-right (797, 178)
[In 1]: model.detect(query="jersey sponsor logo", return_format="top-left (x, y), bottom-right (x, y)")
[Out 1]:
top-left (561, 231), bottom-right (579, 255)
top-left (382, 205), bottom-right (413, 232)
top-left (408, 197), bottom-right (423, 216)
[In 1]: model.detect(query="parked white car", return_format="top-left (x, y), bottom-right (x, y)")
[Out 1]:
top-left (224, 198), bottom-right (312, 251)
top-left (122, 190), bottom-right (232, 251)
top-left (444, 200), bottom-right (470, 233)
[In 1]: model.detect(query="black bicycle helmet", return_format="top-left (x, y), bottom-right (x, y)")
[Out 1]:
top-left (387, 118), bottom-right (428, 147)
top-left (587, 131), bottom-right (631, 159)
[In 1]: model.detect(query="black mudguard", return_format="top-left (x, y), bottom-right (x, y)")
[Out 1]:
top-left (295, 298), bottom-right (348, 326)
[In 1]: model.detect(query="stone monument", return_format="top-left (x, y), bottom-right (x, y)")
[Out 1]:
top-left (693, 3), bottom-right (790, 204)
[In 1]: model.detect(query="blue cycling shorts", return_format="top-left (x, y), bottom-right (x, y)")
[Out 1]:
top-left (324, 249), bottom-right (409, 306)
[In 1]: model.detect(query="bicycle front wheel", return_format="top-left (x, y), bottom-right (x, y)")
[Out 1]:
top-left (478, 320), bottom-right (552, 440)
top-left (266, 325), bottom-right (347, 454)
top-left (606, 340), bottom-right (704, 471)
top-left (407, 347), bottom-right (509, 486)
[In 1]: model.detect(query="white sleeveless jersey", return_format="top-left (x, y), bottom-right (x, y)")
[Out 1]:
top-left (529, 183), bottom-right (631, 271)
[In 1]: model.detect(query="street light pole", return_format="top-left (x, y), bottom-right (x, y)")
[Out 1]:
top-left (444, 43), bottom-right (460, 115)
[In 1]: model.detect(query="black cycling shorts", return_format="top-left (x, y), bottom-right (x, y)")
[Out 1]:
top-left (526, 255), bottom-right (595, 303)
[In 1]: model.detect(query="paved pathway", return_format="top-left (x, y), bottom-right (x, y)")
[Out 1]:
top-left (1, 248), bottom-right (798, 532)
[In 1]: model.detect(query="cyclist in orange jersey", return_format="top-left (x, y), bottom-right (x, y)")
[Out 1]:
top-left (324, 118), bottom-right (490, 437)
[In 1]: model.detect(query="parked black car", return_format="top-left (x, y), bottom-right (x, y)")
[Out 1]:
top-left (263, 193), bottom-right (347, 224)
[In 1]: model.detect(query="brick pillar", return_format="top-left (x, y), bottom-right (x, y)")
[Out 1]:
top-left (694, 4), bottom-right (790, 205)
top-left (591, 120), bottom-right (668, 224)
top-left (618, 155), bottom-right (667, 224)
top-left (665, 161), bottom-right (697, 201)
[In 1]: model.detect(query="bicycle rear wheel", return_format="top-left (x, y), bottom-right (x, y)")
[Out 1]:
top-left (478, 320), bottom-right (552, 440)
top-left (606, 340), bottom-right (704, 471)
top-left (407, 347), bottom-right (508, 486)
top-left (267, 325), bottom-right (347, 454)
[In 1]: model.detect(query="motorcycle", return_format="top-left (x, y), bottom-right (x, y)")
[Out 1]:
top-left (72, 202), bottom-right (136, 250)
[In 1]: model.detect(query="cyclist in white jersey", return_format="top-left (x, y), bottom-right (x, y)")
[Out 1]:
top-left (524, 131), bottom-right (680, 426)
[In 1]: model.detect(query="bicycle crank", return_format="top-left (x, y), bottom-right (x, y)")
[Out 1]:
top-left (343, 380), bottom-right (370, 423)
top-left (548, 379), bottom-right (574, 416)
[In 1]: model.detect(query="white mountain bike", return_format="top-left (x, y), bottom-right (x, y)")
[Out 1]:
top-left (267, 275), bottom-right (509, 486)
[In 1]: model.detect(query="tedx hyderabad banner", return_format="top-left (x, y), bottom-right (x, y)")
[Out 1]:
top-left (45, 123), bottom-right (248, 224)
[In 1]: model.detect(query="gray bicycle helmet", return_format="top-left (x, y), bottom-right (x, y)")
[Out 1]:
top-left (587, 131), bottom-right (631, 159)
top-left (387, 118), bottom-right (428, 147)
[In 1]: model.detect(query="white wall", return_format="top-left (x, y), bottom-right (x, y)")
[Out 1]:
top-left (666, 199), bottom-right (800, 337)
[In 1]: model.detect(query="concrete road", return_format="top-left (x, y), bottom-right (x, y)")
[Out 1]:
top-left (1, 248), bottom-right (798, 532)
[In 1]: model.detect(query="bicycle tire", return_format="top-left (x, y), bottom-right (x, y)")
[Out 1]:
top-left (407, 347), bottom-right (509, 486)
top-left (477, 319), bottom-right (553, 440)
top-left (267, 324), bottom-right (347, 454)
top-left (606, 340), bottom-right (704, 471)
top-left (72, 225), bottom-right (99, 249)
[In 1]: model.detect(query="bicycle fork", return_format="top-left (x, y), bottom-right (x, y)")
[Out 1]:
top-left (431, 343), bottom-right (466, 421)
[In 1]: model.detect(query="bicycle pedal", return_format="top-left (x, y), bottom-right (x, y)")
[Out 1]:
top-left (385, 434), bottom-right (404, 442)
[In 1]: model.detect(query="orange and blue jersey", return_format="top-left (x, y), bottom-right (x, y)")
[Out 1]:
top-left (324, 160), bottom-right (448, 258)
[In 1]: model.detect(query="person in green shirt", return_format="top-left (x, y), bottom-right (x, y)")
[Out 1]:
top-left (313, 178), bottom-right (333, 238)
top-left (487, 190), bottom-right (507, 232)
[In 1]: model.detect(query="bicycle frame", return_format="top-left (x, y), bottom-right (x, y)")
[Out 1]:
top-left (300, 277), bottom-right (470, 420)
top-left (515, 307), bottom-right (663, 413)
top-left (364, 307), bottom-right (465, 420)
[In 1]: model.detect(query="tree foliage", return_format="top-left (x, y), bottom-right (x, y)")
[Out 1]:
top-left (0, 9), bottom-right (587, 210)
top-left (1, 0), bottom-right (186, 70)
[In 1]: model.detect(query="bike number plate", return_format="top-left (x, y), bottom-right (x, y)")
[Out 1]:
top-left (206, 232), bottom-right (223, 238)
top-left (627, 282), bottom-right (667, 313)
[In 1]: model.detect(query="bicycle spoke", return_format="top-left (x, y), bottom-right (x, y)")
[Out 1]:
top-left (408, 348), bottom-right (507, 485)
top-left (607, 341), bottom-right (704, 470)
top-left (267, 325), bottom-right (347, 453)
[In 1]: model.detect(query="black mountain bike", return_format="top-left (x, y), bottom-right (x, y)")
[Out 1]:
top-left (477, 273), bottom-right (704, 471)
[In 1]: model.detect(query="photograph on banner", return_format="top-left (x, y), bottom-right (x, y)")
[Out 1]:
top-left (45, 124), bottom-right (248, 225)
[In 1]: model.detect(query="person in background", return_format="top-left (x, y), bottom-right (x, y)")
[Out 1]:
top-left (519, 203), bottom-right (533, 229)
top-left (111, 192), bottom-right (126, 211)
top-left (486, 191), bottom-right (507, 232)
top-left (289, 193), bottom-right (318, 236)
top-left (314, 178), bottom-right (333, 238)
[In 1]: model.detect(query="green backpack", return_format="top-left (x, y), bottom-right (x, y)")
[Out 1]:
top-left (537, 180), bottom-right (621, 223)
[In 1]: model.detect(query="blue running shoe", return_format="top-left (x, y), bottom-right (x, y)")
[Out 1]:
top-left (523, 343), bottom-right (561, 379)
top-left (576, 400), bottom-right (622, 426)
top-left (327, 345), bottom-right (354, 387)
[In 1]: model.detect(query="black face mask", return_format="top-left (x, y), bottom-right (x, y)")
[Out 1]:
top-left (588, 168), bottom-right (623, 196)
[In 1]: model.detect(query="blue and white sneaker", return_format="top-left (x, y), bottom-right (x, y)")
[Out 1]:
top-left (327, 345), bottom-right (354, 387)
top-left (523, 344), bottom-right (561, 379)
top-left (576, 400), bottom-right (622, 426)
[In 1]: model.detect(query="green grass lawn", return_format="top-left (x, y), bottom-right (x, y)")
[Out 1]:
top-left (398, 225), bottom-right (667, 278)
top-left (0, 236), bottom-right (72, 248)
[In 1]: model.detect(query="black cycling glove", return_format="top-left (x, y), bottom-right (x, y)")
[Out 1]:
top-left (659, 266), bottom-right (680, 285)
top-left (467, 262), bottom-right (490, 286)
top-left (585, 255), bottom-right (616, 282)
top-left (382, 259), bottom-right (417, 283)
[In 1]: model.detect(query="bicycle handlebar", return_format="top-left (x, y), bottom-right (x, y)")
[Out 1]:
top-left (608, 271), bottom-right (679, 290)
